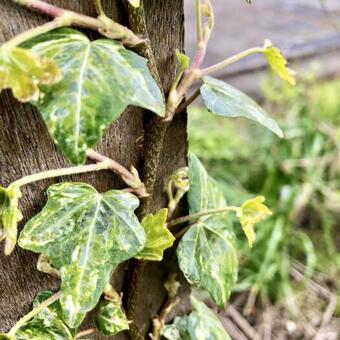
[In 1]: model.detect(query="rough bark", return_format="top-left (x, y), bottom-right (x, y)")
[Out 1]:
top-left (0, 0), bottom-right (187, 338)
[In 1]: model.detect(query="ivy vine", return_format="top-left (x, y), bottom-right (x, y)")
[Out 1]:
top-left (0, 0), bottom-right (295, 339)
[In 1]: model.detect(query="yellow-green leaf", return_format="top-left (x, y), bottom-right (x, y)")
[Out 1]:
top-left (175, 49), bottom-right (190, 72)
top-left (0, 184), bottom-right (23, 255)
top-left (0, 47), bottom-right (60, 102)
top-left (263, 40), bottom-right (296, 86)
top-left (135, 208), bottom-right (175, 261)
top-left (237, 196), bottom-right (272, 247)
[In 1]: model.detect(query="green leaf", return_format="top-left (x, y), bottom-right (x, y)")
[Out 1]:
top-left (18, 183), bottom-right (146, 328)
top-left (187, 154), bottom-right (226, 214)
top-left (177, 215), bottom-right (238, 308)
top-left (15, 291), bottom-right (76, 340)
top-left (163, 317), bottom-right (189, 340)
top-left (177, 155), bottom-right (238, 308)
top-left (95, 300), bottom-right (129, 336)
top-left (200, 76), bottom-right (283, 138)
top-left (163, 296), bottom-right (231, 340)
top-left (127, 0), bottom-right (140, 7)
top-left (0, 335), bottom-right (15, 340)
top-left (23, 28), bottom-right (165, 164)
top-left (0, 47), bottom-right (60, 102)
top-left (237, 196), bottom-right (272, 247)
top-left (175, 50), bottom-right (190, 72)
top-left (263, 40), bottom-right (296, 86)
top-left (135, 208), bottom-right (175, 261)
top-left (0, 184), bottom-right (23, 255)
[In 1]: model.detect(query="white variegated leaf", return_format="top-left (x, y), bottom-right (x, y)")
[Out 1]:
top-left (187, 154), bottom-right (226, 214)
top-left (163, 296), bottom-right (231, 340)
top-left (177, 215), bottom-right (238, 308)
top-left (18, 183), bottom-right (146, 328)
top-left (15, 291), bottom-right (76, 340)
top-left (177, 155), bottom-right (238, 308)
top-left (22, 28), bottom-right (165, 164)
top-left (95, 300), bottom-right (129, 336)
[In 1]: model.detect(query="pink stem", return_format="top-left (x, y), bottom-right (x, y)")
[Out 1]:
top-left (87, 150), bottom-right (135, 182)
top-left (190, 43), bottom-right (207, 71)
top-left (15, 0), bottom-right (65, 17)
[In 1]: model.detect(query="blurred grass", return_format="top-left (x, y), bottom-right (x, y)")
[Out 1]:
top-left (188, 74), bottom-right (340, 313)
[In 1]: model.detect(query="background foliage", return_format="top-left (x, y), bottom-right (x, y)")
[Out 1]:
top-left (189, 74), bottom-right (340, 323)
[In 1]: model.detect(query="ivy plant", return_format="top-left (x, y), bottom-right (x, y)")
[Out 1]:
top-left (162, 296), bottom-right (231, 340)
top-left (0, 0), bottom-right (295, 339)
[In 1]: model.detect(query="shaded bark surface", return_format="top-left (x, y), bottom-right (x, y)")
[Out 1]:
top-left (0, 0), bottom-right (187, 338)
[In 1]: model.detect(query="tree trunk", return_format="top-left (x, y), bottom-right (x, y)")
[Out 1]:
top-left (0, 1), bottom-right (187, 338)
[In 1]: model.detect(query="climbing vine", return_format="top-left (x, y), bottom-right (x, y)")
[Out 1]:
top-left (0, 0), bottom-right (295, 339)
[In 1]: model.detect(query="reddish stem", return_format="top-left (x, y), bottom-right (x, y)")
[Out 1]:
top-left (87, 150), bottom-right (135, 182)
top-left (86, 150), bottom-right (149, 198)
top-left (12, 0), bottom-right (142, 45)
top-left (18, 0), bottom-right (65, 17)
top-left (190, 43), bottom-right (207, 71)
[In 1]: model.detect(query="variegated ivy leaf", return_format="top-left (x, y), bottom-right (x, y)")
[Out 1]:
top-left (163, 316), bottom-right (189, 340)
top-left (128, 0), bottom-right (140, 7)
top-left (18, 183), bottom-right (146, 328)
top-left (15, 291), bottom-right (76, 340)
top-left (237, 196), bottom-right (272, 247)
top-left (135, 208), bottom-right (175, 261)
top-left (177, 155), bottom-right (238, 308)
top-left (95, 300), bottom-right (129, 336)
top-left (263, 39), bottom-right (296, 86)
top-left (187, 154), bottom-right (227, 216)
top-left (0, 335), bottom-right (15, 340)
top-left (200, 76), bottom-right (283, 138)
top-left (0, 184), bottom-right (23, 255)
top-left (162, 296), bottom-right (231, 340)
top-left (187, 154), bottom-right (225, 215)
top-left (0, 47), bottom-right (60, 102)
top-left (177, 215), bottom-right (238, 309)
top-left (22, 28), bottom-right (165, 164)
